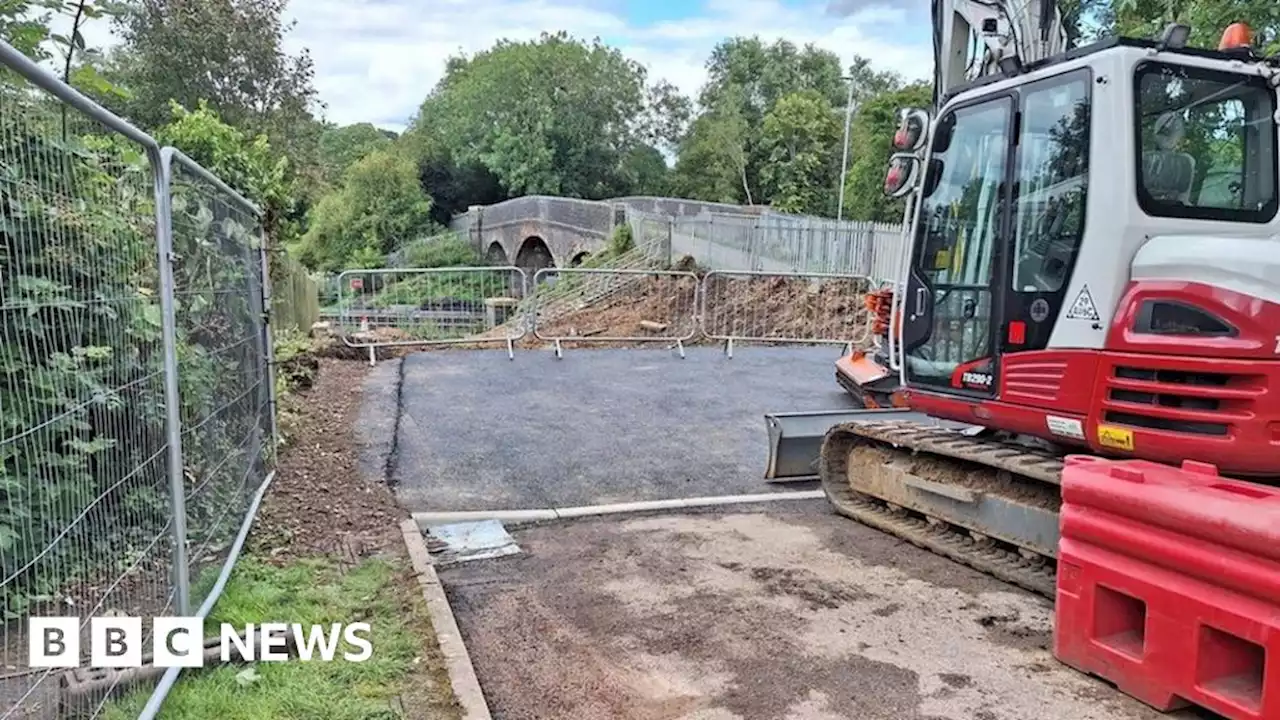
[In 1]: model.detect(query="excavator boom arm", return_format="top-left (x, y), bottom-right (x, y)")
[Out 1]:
top-left (931, 0), bottom-right (1070, 103)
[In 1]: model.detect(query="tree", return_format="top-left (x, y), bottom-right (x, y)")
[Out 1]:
top-left (845, 55), bottom-right (902, 105)
top-left (410, 131), bottom-right (507, 226)
top-left (0, 1), bottom-right (52, 60)
top-left (109, 0), bottom-right (320, 157)
top-left (296, 148), bottom-right (435, 271)
top-left (676, 37), bottom-right (849, 208)
top-left (672, 86), bottom-right (753, 204)
top-left (760, 89), bottom-right (842, 215)
top-left (618, 145), bottom-right (671, 196)
top-left (317, 122), bottom-right (396, 185)
top-left (411, 31), bottom-right (688, 201)
top-left (840, 81), bottom-right (933, 223)
top-left (637, 80), bottom-right (693, 154)
top-left (699, 37), bottom-right (847, 119)
top-left (1071, 0), bottom-right (1278, 50)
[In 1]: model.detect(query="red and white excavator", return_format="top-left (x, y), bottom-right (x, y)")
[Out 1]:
top-left (768, 0), bottom-right (1280, 595)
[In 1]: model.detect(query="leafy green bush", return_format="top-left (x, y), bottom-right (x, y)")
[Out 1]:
top-left (608, 222), bottom-right (634, 256)
top-left (296, 148), bottom-right (434, 271)
top-left (156, 100), bottom-right (297, 251)
top-left (399, 234), bottom-right (480, 269)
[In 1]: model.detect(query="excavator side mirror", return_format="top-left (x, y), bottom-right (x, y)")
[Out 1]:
top-left (923, 158), bottom-right (944, 196)
top-left (893, 108), bottom-right (931, 154)
top-left (883, 153), bottom-right (921, 198)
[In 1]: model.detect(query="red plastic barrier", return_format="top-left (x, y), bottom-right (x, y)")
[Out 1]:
top-left (1054, 456), bottom-right (1280, 720)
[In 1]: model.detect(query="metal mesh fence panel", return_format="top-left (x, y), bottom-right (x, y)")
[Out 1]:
top-left (700, 271), bottom-right (876, 350)
top-left (532, 269), bottom-right (701, 355)
top-left (164, 153), bottom-right (274, 615)
top-left (0, 43), bottom-right (286, 718)
top-left (335, 267), bottom-right (530, 358)
top-left (0, 61), bottom-right (174, 719)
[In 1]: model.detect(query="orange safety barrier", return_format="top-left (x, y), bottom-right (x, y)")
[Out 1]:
top-left (1054, 456), bottom-right (1280, 719)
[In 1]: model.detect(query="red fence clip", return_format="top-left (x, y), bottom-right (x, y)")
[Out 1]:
top-left (1054, 456), bottom-right (1280, 719)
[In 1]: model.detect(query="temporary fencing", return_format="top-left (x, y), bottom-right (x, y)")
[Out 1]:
top-left (531, 268), bottom-right (702, 357)
top-left (669, 212), bottom-right (904, 279)
top-left (0, 39), bottom-right (304, 718)
top-left (699, 271), bottom-right (877, 357)
top-left (335, 267), bottom-right (530, 361)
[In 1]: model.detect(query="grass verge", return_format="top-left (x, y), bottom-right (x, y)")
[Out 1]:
top-left (103, 555), bottom-right (454, 720)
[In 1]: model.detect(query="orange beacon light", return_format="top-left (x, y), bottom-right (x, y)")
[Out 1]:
top-left (1219, 23), bottom-right (1253, 51)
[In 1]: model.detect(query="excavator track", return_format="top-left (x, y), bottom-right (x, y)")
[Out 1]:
top-left (818, 419), bottom-right (1065, 598)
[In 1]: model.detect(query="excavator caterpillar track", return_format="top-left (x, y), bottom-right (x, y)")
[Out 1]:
top-left (818, 420), bottom-right (1065, 598)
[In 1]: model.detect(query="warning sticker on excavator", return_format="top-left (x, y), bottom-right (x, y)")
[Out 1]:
top-left (1097, 424), bottom-right (1134, 451)
top-left (1066, 284), bottom-right (1100, 321)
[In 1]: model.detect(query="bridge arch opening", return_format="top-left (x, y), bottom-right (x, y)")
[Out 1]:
top-left (569, 251), bottom-right (590, 267)
top-left (485, 241), bottom-right (508, 265)
top-left (516, 236), bottom-right (556, 278)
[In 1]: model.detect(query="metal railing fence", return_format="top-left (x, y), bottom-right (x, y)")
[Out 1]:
top-left (335, 267), bottom-right (529, 361)
top-left (531, 268), bottom-right (701, 357)
top-left (670, 212), bottom-right (904, 279)
top-left (699, 271), bottom-right (877, 357)
top-left (0, 40), bottom-right (281, 719)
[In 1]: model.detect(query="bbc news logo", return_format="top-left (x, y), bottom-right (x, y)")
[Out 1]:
top-left (29, 617), bottom-right (373, 668)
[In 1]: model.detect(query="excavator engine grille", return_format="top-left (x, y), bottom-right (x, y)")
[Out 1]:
top-left (1100, 363), bottom-right (1266, 437)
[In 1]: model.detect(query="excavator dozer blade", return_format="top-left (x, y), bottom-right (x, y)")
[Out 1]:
top-left (764, 409), bottom-right (966, 482)
top-left (818, 420), bottom-right (1064, 597)
top-left (765, 409), bottom-right (908, 482)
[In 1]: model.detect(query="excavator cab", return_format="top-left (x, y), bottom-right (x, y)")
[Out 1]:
top-left (835, 22), bottom-right (1280, 476)
top-left (773, 6), bottom-right (1280, 605)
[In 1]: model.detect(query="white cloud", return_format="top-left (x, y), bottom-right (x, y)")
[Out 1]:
top-left (284, 0), bottom-right (934, 132)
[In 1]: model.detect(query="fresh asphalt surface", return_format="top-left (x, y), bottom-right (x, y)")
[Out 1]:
top-left (391, 345), bottom-right (857, 512)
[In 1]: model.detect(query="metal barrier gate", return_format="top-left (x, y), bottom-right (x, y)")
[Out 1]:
top-left (532, 268), bottom-right (701, 358)
top-left (699, 270), bottom-right (876, 357)
top-left (334, 267), bottom-right (529, 362)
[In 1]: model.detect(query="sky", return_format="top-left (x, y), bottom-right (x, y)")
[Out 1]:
top-left (279, 0), bottom-right (936, 132)
top-left (65, 0), bottom-right (937, 133)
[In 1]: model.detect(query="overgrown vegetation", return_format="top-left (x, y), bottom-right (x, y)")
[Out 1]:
top-left (396, 234), bottom-right (481, 269)
top-left (0, 1), bottom-right (320, 622)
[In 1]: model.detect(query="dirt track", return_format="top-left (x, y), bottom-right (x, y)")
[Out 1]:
top-left (439, 505), bottom-right (1190, 720)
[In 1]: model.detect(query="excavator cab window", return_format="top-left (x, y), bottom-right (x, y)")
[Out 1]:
top-left (1010, 70), bottom-right (1091, 294)
top-left (1134, 62), bottom-right (1278, 223)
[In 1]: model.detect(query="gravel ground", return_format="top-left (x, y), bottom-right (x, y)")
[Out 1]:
top-left (439, 503), bottom-right (1202, 720)
top-left (393, 345), bottom-right (856, 512)
top-left (252, 358), bottom-right (407, 560)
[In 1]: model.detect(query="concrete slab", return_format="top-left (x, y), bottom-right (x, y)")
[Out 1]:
top-left (392, 346), bottom-right (857, 512)
top-left (439, 505), bottom-right (1206, 720)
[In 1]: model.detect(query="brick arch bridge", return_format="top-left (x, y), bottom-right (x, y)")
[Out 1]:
top-left (452, 195), bottom-right (767, 274)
